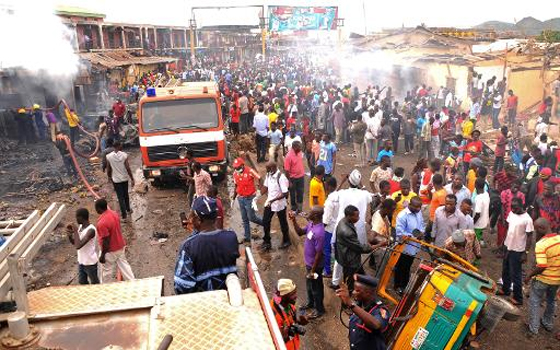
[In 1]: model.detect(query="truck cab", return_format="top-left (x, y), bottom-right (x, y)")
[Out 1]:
top-left (138, 81), bottom-right (227, 181)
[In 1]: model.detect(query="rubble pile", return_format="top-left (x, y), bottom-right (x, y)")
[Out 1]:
top-left (229, 133), bottom-right (256, 159)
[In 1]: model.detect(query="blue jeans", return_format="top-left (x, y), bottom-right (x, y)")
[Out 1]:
top-left (255, 134), bottom-right (267, 162)
top-left (323, 231), bottom-right (332, 275)
top-left (100, 137), bottom-right (107, 151)
top-left (528, 279), bottom-right (559, 334)
top-left (501, 250), bottom-right (523, 303)
top-left (238, 195), bottom-right (263, 241)
top-left (79, 263), bottom-right (100, 284)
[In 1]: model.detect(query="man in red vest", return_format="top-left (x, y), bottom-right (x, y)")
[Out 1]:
top-left (232, 157), bottom-right (263, 244)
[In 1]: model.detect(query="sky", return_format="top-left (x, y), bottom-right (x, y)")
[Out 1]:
top-left (1, 0), bottom-right (555, 35)
top-left (44, 0), bottom-right (554, 34)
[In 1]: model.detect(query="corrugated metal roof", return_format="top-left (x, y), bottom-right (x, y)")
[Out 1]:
top-left (55, 5), bottom-right (105, 18)
top-left (79, 51), bottom-right (177, 69)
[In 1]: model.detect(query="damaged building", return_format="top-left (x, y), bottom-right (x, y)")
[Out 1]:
top-left (350, 26), bottom-right (560, 113)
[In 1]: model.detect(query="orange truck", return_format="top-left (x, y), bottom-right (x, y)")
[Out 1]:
top-left (138, 81), bottom-right (228, 181)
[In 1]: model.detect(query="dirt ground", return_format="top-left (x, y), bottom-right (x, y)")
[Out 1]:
top-left (0, 134), bottom-right (558, 350)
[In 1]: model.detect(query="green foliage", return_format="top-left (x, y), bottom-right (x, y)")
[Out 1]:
top-left (537, 30), bottom-right (560, 43)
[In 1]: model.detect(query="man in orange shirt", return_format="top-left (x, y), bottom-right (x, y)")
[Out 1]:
top-left (506, 90), bottom-right (518, 127)
top-left (271, 279), bottom-right (308, 350)
top-left (427, 174), bottom-right (447, 240)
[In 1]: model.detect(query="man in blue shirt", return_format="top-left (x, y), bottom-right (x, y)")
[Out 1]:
top-left (317, 133), bottom-right (337, 176)
top-left (394, 196), bottom-right (424, 295)
top-left (174, 196), bottom-right (240, 294)
top-left (253, 104), bottom-right (269, 162)
top-left (336, 274), bottom-right (390, 350)
top-left (268, 122), bottom-right (284, 164)
top-left (376, 140), bottom-right (394, 163)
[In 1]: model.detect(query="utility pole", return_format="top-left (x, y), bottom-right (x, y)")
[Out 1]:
top-left (260, 16), bottom-right (268, 59)
top-left (189, 18), bottom-right (197, 64)
top-left (362, 0), bottom-right (367, 35)
top-left (336, 18), bottom-right (345, 49)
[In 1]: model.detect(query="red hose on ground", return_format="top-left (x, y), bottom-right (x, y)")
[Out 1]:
top-left (35, 98), bottom-right (102, 200)
top-left (59, 134), bottom-right (102, 200)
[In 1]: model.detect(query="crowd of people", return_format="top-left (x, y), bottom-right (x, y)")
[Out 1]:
top-left (207, 55), bottom-right (560, 346)
top-left (54, 53), bottom-right (560, 350)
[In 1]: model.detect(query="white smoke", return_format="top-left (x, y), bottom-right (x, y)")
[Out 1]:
top-left (0, 0), bottom-right (78, 76)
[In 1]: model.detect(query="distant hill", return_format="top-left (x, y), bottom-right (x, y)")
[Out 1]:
top-left (475, 17), bottom-right (560, 36)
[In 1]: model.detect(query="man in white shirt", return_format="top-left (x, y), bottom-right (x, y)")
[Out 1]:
top-left (492, 91), bottom-right (503, 130)
top-left (106, 141), bottom-right (135, 220)
top-left (499, 197), bottom-right (534, 305)
top-left (323, 177), bottom-right (339, 279)
top-left (473, 178), bottom-right (490, 246)
top-left (445, 90), bottom-right (454, 108)
top-left (260, 162), bottom-right (291, 251)
top-left (328, 170), bottom-right (373, 288)
top-left (253, 105), bottom-right (269, 162)
top-left (66, 208), bottom-right (99, 284)
top-left (335, 170), bottom-right (373, 246)
top-left (365, 107), bottom-right (380, 164)
top-left (284, 127), bottom-right (302, 154)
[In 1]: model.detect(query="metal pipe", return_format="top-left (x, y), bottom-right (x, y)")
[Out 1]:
top-left (157, 334), bottom-right (173, 350)
top-left (7, 311), bottom-right (30, 340)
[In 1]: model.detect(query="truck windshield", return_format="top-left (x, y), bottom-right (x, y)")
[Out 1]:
top-left (141, 98), bottom-right (219, 133)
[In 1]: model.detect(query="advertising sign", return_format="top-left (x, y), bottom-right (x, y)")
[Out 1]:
top-left (268, 6), bottom-right (338, 32)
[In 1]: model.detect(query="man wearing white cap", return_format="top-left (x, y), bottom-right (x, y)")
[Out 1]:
top-left (271, 279), bottom-right (308, 350)
top-left (330, 169), bottom-right (374, 289)
top-left (336, 169), bottom-right (373, 245)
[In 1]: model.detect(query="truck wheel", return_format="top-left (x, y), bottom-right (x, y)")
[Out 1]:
top-left (151, 178), bottom-right (164, 188)
top-left (214, 172), bottom-right (226, 182)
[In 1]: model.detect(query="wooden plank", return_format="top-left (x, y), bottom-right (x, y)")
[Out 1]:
top-left (22, 205), bottom-right (66, 261)
top-left (8, 255), bottom-right (29, 314)
top-left (0, 219), bottom-right (26, 227)
top-left (0, 228), bottom-right (17, 235)
top-left (0, 204), bottom-right (62, 300)
top-left (0, 211), bottom-right (40, 263)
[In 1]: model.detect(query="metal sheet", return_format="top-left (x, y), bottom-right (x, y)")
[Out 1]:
top-left (149, 289), bottom-right (276, 350)
top-left (28, 276), bottom-right (164, 319)
top-left (31, 309), bottom-right (151, 350)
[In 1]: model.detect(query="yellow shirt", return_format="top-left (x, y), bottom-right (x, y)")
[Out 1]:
top-left (268, 112), bottom-right (278, 128)
top-left (309, 177), bottom-right (325, 207)
top-left (535, 234), bottom-right (560, 285)
top-left (462, 120), bottom-right (474, 139)
top-left (391, 191), bottom-right (417, 227)
top-left (65, 109), bottom-right (80, 127)
top-left (466, 169), bottom-right (476, 193)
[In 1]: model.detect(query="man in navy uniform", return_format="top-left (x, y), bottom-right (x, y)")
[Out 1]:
top-left (336, 274), bottom-right (390, 350)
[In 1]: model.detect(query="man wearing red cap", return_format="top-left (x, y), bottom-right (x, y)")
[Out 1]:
top-left (232, 157), bottom-right (263, 244)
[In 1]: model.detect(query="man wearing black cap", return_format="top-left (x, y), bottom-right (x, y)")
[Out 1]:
top-left (336, 274), bottom-right (390, 350)
top-left (174, 196), bottom-right (240, 294)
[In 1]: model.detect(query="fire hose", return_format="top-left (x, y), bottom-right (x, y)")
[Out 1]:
top-left (35, 99), bottom-right (102, 199)
top-left (43, 99), bottom-right (101, 159)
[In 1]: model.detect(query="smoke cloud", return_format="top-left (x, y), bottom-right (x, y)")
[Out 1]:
top-left (0, 0), bottom-right (78, 76)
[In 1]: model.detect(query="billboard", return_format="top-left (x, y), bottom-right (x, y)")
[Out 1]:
top-left (268, 6), bottom-right (338, 32)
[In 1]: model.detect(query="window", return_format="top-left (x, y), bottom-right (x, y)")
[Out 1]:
top-left (141, 98), bottom-right (219, 133)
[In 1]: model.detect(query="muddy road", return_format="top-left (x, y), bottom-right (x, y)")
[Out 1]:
top-left (0, 135), bottom-right (557, 350)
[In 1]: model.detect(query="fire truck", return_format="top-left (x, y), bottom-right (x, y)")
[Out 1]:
top-left (138, 82), bottom-right (228, 181)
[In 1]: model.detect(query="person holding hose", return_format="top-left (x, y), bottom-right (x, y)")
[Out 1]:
top-left (65, 108), bottom-right (81, 146)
